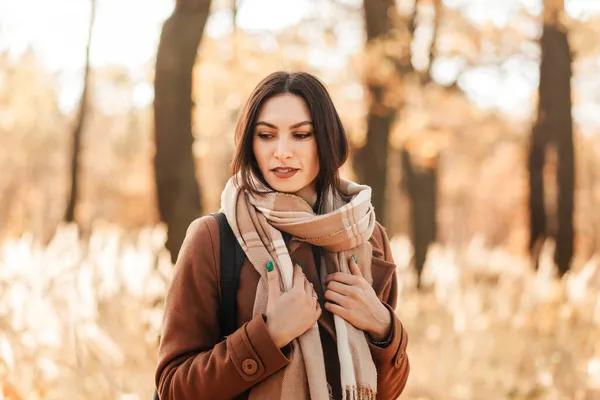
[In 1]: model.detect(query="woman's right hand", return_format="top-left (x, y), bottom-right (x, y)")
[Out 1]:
top-left (265, 262), bottom-right (321, 349)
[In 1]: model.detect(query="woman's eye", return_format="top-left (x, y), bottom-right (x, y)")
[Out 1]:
top-left (294, 132), bottom-right (312, 139)
top-left (257, 133), bottom-right (272, 140)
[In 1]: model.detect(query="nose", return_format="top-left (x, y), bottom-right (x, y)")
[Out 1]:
top-left (274, 136), bottom-right (293, 160)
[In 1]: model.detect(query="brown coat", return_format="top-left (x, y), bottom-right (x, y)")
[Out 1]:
top-left (155, 215), bottom-right (409, 399)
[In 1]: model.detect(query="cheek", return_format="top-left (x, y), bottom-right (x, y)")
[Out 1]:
top-left (252, 140), bottom-right (269, 168)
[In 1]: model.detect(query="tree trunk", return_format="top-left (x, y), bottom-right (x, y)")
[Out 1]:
top-left (357, 0), bottom-right (400, 227)
top-left (398, 0), bottom-right (440, 289)
top-left (550, 22), bottom-right (574, 277)
top-left (402, 147), bottom-right (437, 288)
top-left (528, 126), bottom-right (548, 268)
top-left (65, 0), bottom-right (96, 223)
top-left (154, 0), bottom-right (212, 263)
top-left (529, 0), bottom-right (574, 275)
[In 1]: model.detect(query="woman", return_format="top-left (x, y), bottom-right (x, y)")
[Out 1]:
top-left (155, 71), bottom-right (409, 400)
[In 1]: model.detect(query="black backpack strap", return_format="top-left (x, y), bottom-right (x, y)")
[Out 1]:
top-left (211, 212), bottom-right (244, 339)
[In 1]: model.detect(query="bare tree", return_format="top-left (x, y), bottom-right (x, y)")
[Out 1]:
top-left (65, 0), bottom-right (96, 222)
top-left (357, 0), bottom-right (409, 227)
top-left (359, 0), bottom-right (441, 285)
top-left (402, 147), bottom-right (438, 288)
top-left (529, 0), bottom-right (574, 275)
top-left (154, 0), bottom-right (212, 263)
top-left (403, 0), bottom-right (442, 288)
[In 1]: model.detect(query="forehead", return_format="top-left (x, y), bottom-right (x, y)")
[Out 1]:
top-left (257, 93), bottom-right (311, 124)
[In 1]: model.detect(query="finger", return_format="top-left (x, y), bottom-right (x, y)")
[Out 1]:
top-left (311, 294), bottom-right (319, 310)
top-left (304, 278), bottom-right (318, 303)
top-left (327, 280), bottom-right (358, 298)
top-left (267, 261), bottom-right (282, 300)
top-left (324, 289), bottom-right (350, 308)
top-left (325, 302), bottom-right (347, 319)
top-left (316, 304), bottom-right (323, 316)
top-left (292, 263), bottom-right (305, 292)
top-left (303, 276), bottom-right (313, 295)
top-left (326, 272), bottom-right (361, 286)
top-left (349, 254), bottom-right (363, 277)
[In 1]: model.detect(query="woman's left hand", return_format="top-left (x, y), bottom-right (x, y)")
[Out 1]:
top-left (324, 255), bottom-right (392, 342)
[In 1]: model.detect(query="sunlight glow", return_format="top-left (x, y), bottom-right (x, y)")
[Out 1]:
top-left (0, 0), bottom-right (598, 120)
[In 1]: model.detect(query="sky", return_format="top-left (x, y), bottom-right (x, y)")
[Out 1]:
top-left (0, 0), bottom-right (599, 129)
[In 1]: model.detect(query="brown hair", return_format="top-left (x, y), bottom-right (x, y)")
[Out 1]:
top-left (231, 71), bottom-right (349, 199)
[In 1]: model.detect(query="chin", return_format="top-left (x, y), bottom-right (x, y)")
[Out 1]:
top-left (266, 181), bottom-right (303, 194)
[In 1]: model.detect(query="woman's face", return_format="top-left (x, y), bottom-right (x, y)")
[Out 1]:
top-left (252, 93), bottom-right (320, 205)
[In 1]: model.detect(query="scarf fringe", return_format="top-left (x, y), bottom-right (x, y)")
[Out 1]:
top-left (343, 385), bottom-right (377, 400)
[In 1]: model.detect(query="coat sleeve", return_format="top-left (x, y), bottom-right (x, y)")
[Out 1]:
top-left (368, 223), bottom-right (410, 399)
top-left (155, 216), bottom-right (291, 400)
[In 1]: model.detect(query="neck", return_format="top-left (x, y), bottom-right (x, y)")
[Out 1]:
top-left (294, 184), bottom-right (318, 208)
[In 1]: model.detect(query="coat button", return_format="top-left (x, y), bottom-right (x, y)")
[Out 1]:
top-left (242, 359), bottom-right (258, 375)
top-left (394, 351), bottom-right (404, 369)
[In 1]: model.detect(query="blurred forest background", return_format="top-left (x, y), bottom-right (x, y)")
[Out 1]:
top-left (1, 0), bottom-right (600, 399)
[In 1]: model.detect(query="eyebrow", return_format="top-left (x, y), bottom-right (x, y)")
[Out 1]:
top-left (255, 120), bottom-right (313, 130)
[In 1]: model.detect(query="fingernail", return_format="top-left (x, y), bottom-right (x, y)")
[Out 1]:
top-left (266, 261), bottom-right (274, 272)
top-left (353, 254), bottom-right (358, 264)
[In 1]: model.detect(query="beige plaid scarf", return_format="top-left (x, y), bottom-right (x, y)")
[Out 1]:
top-left (220, 173), bottom-right (378, 400)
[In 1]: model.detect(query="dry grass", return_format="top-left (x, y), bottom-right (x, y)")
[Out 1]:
top-left (394, 237), bottom-right (600, 399)
top-left (0, 222), bottom-right (170, 400)
top-left (1, 225), bottom-right (599, 399)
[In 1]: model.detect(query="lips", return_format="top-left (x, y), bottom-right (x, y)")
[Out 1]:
top-left (271, 167), bottom-right (299, 179)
